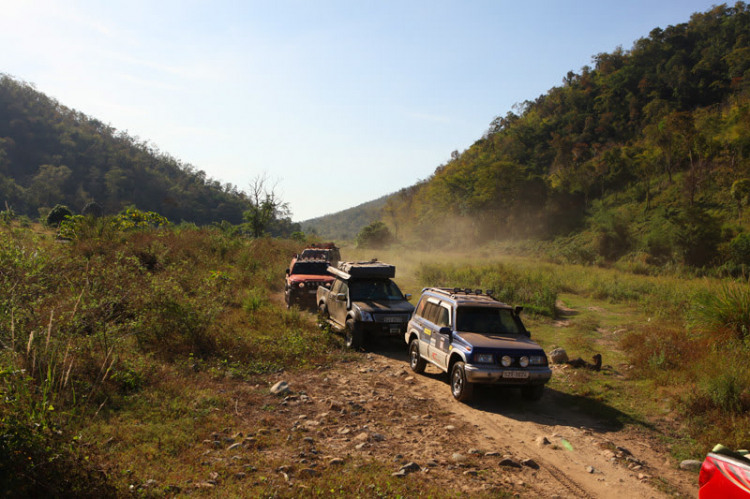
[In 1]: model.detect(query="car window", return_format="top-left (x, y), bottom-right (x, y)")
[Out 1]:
top-left (436, 305), bottom-right (451, 328)
top-left (455, 306), bottom-right (523, 335)
top-left (292, 261), bottom-right (330, 275)
top-left (415, 297), bottom-right (427, 318)
top-left (331, 279), bottom-right (343, 294)
top-left (422, 302), bottom-right (441, 324)
top-left (349, 279), bottom-right (404, 301)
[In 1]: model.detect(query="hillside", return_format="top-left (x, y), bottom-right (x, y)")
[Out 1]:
top-left (300, 193), bottom-right (391, 240)
top-left (0, 75), bottom-right (251, 224)
top-left (382, 3), bottom-right (750, 269)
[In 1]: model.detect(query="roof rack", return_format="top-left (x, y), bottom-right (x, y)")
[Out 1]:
top-left (423, 287), bottom-right (498, 300)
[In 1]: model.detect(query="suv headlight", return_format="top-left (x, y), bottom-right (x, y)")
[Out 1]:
top-left (529, 355), bottom-right (546, 365)
top-left (360, 311), bottom-right (373, 321)
top-left (519, 356), bottom-right (529, 368)
top-left (298, 282), bottom-right (305, 288)
top-left (475, 353), bottom-right (494, 364)
top-left (501, 355), bottom-right (512, 367)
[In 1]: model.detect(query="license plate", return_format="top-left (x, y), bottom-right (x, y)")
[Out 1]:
top-left (390, 326), bottom-right (401, 334)
top-left (502, 370), bottom-right (529, 379)
top-left (308, 289), bottom-right (317, 294)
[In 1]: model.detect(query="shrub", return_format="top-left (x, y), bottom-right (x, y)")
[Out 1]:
top-left (729, 232), bottom-right (750, 265)
top-left (81, 201), bottom-right (103, 218)
top-left (675, 207), bottom-right (721, 267)
top-left (356, 221), bottom-right (393, 249)
top-left (694, 279), bottom-right (750, 339)
top-left (46, 204), bottom-right (73, 227)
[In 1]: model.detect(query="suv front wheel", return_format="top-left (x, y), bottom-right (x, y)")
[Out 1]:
top-left (409, 339), bottom-right (426, 374)
top-left (345, 319), bottom-right (364, 350)
top-left (450, 361), bottom-right (474, 402)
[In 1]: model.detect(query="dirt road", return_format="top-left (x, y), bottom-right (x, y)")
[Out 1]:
top-left (280, 331), bottom-right (697, 498)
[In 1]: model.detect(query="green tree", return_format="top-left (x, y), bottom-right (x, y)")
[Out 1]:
top-left (243, 174), bottom-right (288, 238)
top-left (356, 221), bottom-right (393, 249)
top-left (731, 179), bottom-right (750, 219)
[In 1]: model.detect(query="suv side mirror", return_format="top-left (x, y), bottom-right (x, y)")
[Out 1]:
top-left (285, 268), bottom-right (290, 275)
top-left (336, 293), bottom-right (347, 302)
top-left (438, 326), bottom-right (452, 337)
top-left (405, 293), bottom-right (412, 301)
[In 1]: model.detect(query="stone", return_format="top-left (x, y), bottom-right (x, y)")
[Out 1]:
top-left (300, 468), bottom-right (318, 477)
top-left (270, 381), bottom-right (290, 395)
top-left (445, 425), bottom-right (456, 431)
top-left (549, 348), bottom-right (568, 364)
top-left (485, 451), bottom-right (501, 457)
top-left (400, 462), bottom-right (421, 473)
top-left (391, 470), bottom-right (408, 478)
top-left (522, 458), bottom-right (539, 469)
top-left (680, 460), bottom-right (703, 472)
top-left (536, 436), bottom-right (551, 447)
top-left (371, 433), bottom-right (386, 442)
top-left (499, 458), bottom-right (522, 468)
top-left (463, 470), bottom-right (478, 476)
top-left (353, 432), bottom-right (369, 442)
top-left (451, 453), bottom-right (465, 462)
top-left (227, 443), bottom-right (241, 451)
top-left (329, 458), bottom-right (345, 466)
top-left (586, 466), bottom-right (595, 474)
top-left (468, 449), bottom-right (483, 455)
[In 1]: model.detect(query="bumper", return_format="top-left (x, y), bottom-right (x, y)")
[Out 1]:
top-left (464, 365), bottom-right (552, 385)
top-left (287, 290), bottom-right (320, 306)
top-left (361, 322), bottom-right (408, 337)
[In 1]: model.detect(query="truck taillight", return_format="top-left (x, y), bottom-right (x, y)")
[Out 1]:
top-left (699, 457), bottom-right (717, 488)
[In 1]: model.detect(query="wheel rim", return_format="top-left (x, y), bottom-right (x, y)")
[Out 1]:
top-left (452, 369), bottom-right (463, 396)
top-left (345, 326), bottom-right (353, 347)
top-left (410, 344), bottom-right (418, 368)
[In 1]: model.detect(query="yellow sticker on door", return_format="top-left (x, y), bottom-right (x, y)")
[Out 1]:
top-left (424, 328), bottom-right (431, 336)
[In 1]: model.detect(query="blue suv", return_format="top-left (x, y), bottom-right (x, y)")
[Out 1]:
top-left (405, 287), bottom-right (551, 402)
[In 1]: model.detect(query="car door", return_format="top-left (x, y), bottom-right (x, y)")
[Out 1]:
top-left (429, 302), bottom-right (453, 369)
top-left (328, 279), bottom-right (348, 326)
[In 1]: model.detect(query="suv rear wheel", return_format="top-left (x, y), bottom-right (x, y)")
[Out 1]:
top-left (450, 361), bottom-right (473, 402)
top-left (345, 319), bottom-right (364, 350)
top-left (409, 339), bottom-right (426, 374)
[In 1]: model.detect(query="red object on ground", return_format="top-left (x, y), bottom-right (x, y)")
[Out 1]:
top-left (699, 452), bottom-right (750, 498)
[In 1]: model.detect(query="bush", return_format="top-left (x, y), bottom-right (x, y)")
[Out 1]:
top-left (356, 221), bottom-right (393, 249)
top-left (46, 204), bottom-right (73, 227)
top-left (675, 207), bottom-right (721, 267)
top-left (729, 232), bottom-right (750, 265)
top-left (694, 279), bottom-right (750, 339)
top-left (81, 201), bottom-right (103, 218)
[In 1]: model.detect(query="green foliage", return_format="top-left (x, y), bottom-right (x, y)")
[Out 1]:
top-left (694, 279), bottom-right (750, 339)
top-left (300, 194), bottom-right (391, 240)
top-left (378, 4), bottom-right (750, 261)
top-left (416, 262), bottom-right (559, 317)
top-left (675, 207), bottom-right (721, 267)
top-left (81, 201), bottom-right (103, 218)
top-left (46, 204), bottom-right (72, 226)
top-left (0, 74), bottom-right (253, 224)
top-left (356, 221), bottom-right (393, 249)
top-left (729, 232), bottom-right (750, 265)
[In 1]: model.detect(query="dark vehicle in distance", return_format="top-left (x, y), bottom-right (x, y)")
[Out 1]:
top-left (405, 287), bottom-right (551, 402)
top-left (317, 261), bottom-right (414, 349)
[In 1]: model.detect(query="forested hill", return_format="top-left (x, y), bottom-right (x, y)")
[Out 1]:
top-left (0, 75), bottom-right (251, 224)
top-left (382, 3), bottom-right (750, 268)
top-left (300, 193), bottom-right (390, 240)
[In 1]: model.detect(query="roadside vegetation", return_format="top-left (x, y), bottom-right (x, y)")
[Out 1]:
top-left (0, 214), bottom-right (470, 497)
top-left (347, 244), bottom-right (750, 463)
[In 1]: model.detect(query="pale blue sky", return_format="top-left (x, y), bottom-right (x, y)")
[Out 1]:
top-left (0, 0), bottom-right (721, 221)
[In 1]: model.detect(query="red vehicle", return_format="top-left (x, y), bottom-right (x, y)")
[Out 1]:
top-left (284, 257), bottom-right (334, 309)
top-left (700, 446), bottom-right (750, 498)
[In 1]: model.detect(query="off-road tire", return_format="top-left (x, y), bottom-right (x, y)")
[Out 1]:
top-left (409, 339), bottom-right (426, 374)
top-left (521, 384), bottom-right (544, 401)
top-left (345, 319), bottom-right (364, 350)
top-left (450, 361), bottom-right (474, 402)
top-left (318, 303), bottom-right (329, 320)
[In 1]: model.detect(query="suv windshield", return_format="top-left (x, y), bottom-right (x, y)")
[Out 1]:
top-left (292, 261), bottom-right (330, 275)
top-left (349, 279), bottom-right (404, 301)
top-left (455, 306), bottom-right (523, 335)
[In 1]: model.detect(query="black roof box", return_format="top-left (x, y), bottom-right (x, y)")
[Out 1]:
top-left (329, 261), bottom-right (396, 279)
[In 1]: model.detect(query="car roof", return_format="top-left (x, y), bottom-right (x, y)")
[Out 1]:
top-left (420, 287), bottom-right (513, 309)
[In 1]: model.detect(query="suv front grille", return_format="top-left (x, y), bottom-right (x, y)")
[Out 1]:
top-left (374, 314), bottom-right (410, 323)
